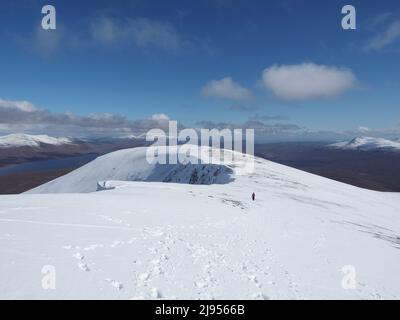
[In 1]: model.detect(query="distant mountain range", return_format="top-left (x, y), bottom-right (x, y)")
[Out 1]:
top-left (327, 137), bottom-right (400, 152)
top-left (0, 133), bottom-right (74, 148)
top-left (0, 133), bottom-right (147, 166)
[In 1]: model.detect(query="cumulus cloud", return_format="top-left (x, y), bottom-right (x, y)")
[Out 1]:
top-left (262, 63), bottom-right (356, 101)
top-left (0, 98), bottom-right (172, 136)
top-left (202, 77), bottom-right (254, 101)
top-left (364, 20), bottom-right (400, 51)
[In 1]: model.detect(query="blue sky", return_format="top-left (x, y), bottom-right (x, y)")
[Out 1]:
top-left (1, 0), bottom-right (400, 140)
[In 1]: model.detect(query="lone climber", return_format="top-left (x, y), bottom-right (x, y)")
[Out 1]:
top-left (252, 192), bottom-right (255, 201)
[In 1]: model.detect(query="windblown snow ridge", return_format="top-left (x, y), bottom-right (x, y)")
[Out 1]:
top-left (27, 146), bottom-right (239, 194)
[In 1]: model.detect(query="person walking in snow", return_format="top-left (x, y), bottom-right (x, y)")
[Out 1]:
top-left (252, 192), bottom-right (255, 201)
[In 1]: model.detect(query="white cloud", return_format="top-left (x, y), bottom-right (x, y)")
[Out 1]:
top-left (202, 77), bottom-right (253, 101)
top-left (0, 98), bottom-right (38, 112)
top-left (364, 20), bottom-right (400, 51)
top-left (0, 98), bottom-right (173, 136)
top-left (150, 113), bottom-right (170, 121)
top-left (262, 63), bottom-right (355, 101)
top-left (358, 126), bottom-right (370, 132)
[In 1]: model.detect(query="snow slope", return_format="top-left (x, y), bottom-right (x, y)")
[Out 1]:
top-left (0, 133), bottom-right (73, 148)
top-left (27, 147), bottom-right (235, 193)
top-left (328, 137), bottom-right (400, 151)
top-left (1, 146), bottom-right (400, 299)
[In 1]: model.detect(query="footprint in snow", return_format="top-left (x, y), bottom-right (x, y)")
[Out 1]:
top-left (248, 275), bottom-right (262, 288)
top-left (73, 252), bottom-right (84, 260)
top-left (152, 265), bottom-right (163, 276)
top-left (160, 254), bottom-right (169, 261)
top-left (194, 280), bottom-right (208, 289)
top-left (128, 237), bottom-right (137, 244)
top-left (110, 240), bottom-right (124, 248)
top-left (78, 262), bottom-right (90, 272)
top-left (106, 279), bottom-right (123, 291)
top-left (251, 292), bottom-right (270, 300)
top-left (151, 287), bottom-right (162, 299)
top-left (137, 272), bottom-right (150, 283)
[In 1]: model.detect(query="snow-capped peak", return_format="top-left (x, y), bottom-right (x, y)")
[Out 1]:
top-left (327, 136), bottom-right (400, 151)
top-left (0, 133), bottom-right (73, 148)
top-left (119, 133), bottom-right (147, 139)
top-left (27, 146), bottom-right (244, 193)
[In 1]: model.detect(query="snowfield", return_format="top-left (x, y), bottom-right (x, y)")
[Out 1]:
top-left (328, 136), bottom-right (400, 152)
top-left (0, 133), bottom-right (72, 148)
top-left (27, 147), bottom-right (235, 194)
top-left (1, 146), bottom-right (400, 299)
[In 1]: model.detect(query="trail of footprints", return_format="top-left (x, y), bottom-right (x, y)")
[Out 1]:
top-left (237, 236), bottom-right (304, 300)
top-left (62, 215), bottom-right (173, 297)
top-left (61, 212), bottom-right (305, 299)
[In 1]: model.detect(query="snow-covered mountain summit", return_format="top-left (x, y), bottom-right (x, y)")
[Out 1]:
top-left (27, 146), bottom-right (243, 193)
top-left (328, 136), bottom-right (400, 151)
top-left (0, 133), bottom-right (73, 148)
top-left (2, 146), bottom-right (400, 299)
